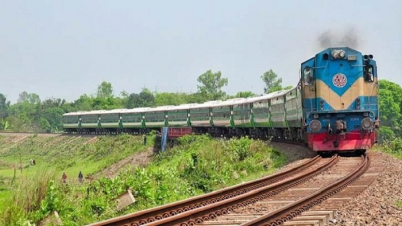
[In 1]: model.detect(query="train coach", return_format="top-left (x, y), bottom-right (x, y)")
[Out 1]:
top-left (62, 90), bottom-right (302, 138)
top-left (62, 47), bottom-right (379, 153)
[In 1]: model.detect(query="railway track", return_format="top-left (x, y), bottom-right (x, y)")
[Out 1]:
top-left (89, 154), bottom-right (351, 226)
top-left (238, 155), bottom-right (369, 226)
top-left (88, 154), bottom-right (370, 226)
top-left (283, 152), bottom-right (384, 225)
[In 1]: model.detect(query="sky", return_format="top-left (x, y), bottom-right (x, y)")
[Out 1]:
top-left (1, 0), bottom-right (401, 104)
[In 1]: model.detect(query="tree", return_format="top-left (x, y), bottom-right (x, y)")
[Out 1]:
top-left (154, 92), bottom-right (187, 106)
top-left (17, 91), bottom-right (29, 103)
top-left (186, 93), bottom-right (207, 104)
top-left (7, 101), bottom-right (40, 132)
top-left (283, 85), bottom-right (293, 90)
top-left (197, 70), bottom-right (228, 100)
top-left (0, 93), bottom-right (10, 118)
top-left (261, 69), bottom-right (282, 93)
top-left (126, 88), bottom-right (155, 108)
top-left (41, 107), bottom-right (65, 132)
top-left (96, 81), bottom-right (114, 99)
top-left (92, 96), bottom-right (120, 110)
top-left (17, 91), bottom-right (41, 104)
top-left (72, 94), bottom-right (94, 111)
top-left (378, 80), bottom-right (402, 139)
top-left (42, 98), bottom-right (65, 108)
top-left (120, 91), bottom-right (129, 99)
top-left (233, 91), bottom-right (256, 98)
top-left (0, 93), bottom-right (9, 130)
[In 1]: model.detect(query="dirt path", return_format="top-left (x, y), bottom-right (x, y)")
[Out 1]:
top-left (92, 148), bottom-right (155, 179)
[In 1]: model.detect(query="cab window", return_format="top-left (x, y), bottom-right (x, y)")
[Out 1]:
top-left (364, 65), bottom-right (374, 82)
top-left (303, 66), bottom-right (314, 85)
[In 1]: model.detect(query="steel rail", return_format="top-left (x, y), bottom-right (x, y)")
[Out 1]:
top-left (242, 155), bottom-right (370, 226)
top-left (88, 155), bottom-right (322, 226)
top-left (134, 155), bottom-right (338, 226)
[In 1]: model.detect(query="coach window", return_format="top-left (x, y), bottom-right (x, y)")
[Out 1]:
top-left (364, 65), bottom-right (374, 82)
top-left (303, 66), bottom-right (314, 85)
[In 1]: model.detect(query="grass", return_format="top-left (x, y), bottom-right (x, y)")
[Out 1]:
top-left (0, 134), bottom-right (287, 225)
top-left (0, 134), bottom-right (146, 177)
top-left (0, 168), bottom-right (56, 226)
top-left (0, 134), bottom-right (147, 211)
top-left (396, 199), bottom-right (402, 209)
top-left (374, 137), bottom-right (402, 160)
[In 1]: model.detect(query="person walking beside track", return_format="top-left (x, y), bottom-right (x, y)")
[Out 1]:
top-left (78, 171), bottom-right (83, 183)
top-left (143, 134), bottom-right (147, 146)
top-left (62, 172), bottom-right (67, 183)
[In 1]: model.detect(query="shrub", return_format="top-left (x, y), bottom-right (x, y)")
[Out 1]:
top-left (381, 137), bottom-right (402, 158)
top-left (0, 168), bottom-right (56, 225)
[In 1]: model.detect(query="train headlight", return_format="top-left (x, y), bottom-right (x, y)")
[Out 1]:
top-left (361, 118), bottom-right (373, 130)
top-left (332, 50), bottom-right (346, 59)
top-left (310, 120), bottom-right (322, 133)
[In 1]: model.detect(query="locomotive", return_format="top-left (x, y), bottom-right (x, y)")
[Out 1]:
top-left (62, 47), bottom-right (379, 153)
top-left (301, 47), bottom-right (379, 152)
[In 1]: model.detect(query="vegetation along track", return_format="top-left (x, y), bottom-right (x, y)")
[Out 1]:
top-left (89, 154), bottom-right (343, 226)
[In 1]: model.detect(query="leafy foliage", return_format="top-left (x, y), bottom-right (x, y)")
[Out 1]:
top-left (0, 93), bottom-right (10, 118)
top-left (96, 81), bottom-right (114, 99)
top-left (231, 91), bottom-right (256, 98)
top-left (197, 70), bottom-right (228, 100)
top-left (378, 80), bottom-right (402, 141)
top-left (126, 88), bottom-right (155, 108)
top-left (379, 137), bottom-right (402, 159)
top-left (154, 92), bottom-right (188, 106)
top-left (40, 180), bottom-right (60, 216)
top-left (18, 92), bottom-right (41, 104)
top-left (261, 69), bottom-right (282, 93)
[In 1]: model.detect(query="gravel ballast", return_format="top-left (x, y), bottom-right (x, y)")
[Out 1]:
top-left (330, 151), bottom-right (402, 225)
top-left (271, 143), bottom-right (402, 225)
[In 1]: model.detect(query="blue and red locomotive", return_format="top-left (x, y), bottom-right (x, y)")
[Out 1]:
top-left (302, 47), bottom-right (379, 152)
top-left (62, 47), bottom-right (379, 153)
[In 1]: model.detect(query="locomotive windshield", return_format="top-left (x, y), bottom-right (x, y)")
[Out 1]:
top-left (303, 66), bottom-right (314, 85)
top-left (364, 65), bottom-right (374, 82)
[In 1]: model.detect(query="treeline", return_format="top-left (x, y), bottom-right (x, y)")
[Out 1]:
top-left (0, 70), bottom-right (284, 132)
top-left (0, 70), bottom-right (401, 142)
top-left (378, 80), bottom-right (402, 141)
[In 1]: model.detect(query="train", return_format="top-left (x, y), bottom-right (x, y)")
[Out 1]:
top-left (62, 47), bottom-right (379, 153)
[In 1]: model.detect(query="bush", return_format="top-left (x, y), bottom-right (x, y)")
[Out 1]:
top-left (379, 127), bottom-right (395, 143)
top-left (0, 168), bottom-right (56, 225)
top-left (381, 137), bottom-right (402, 157)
